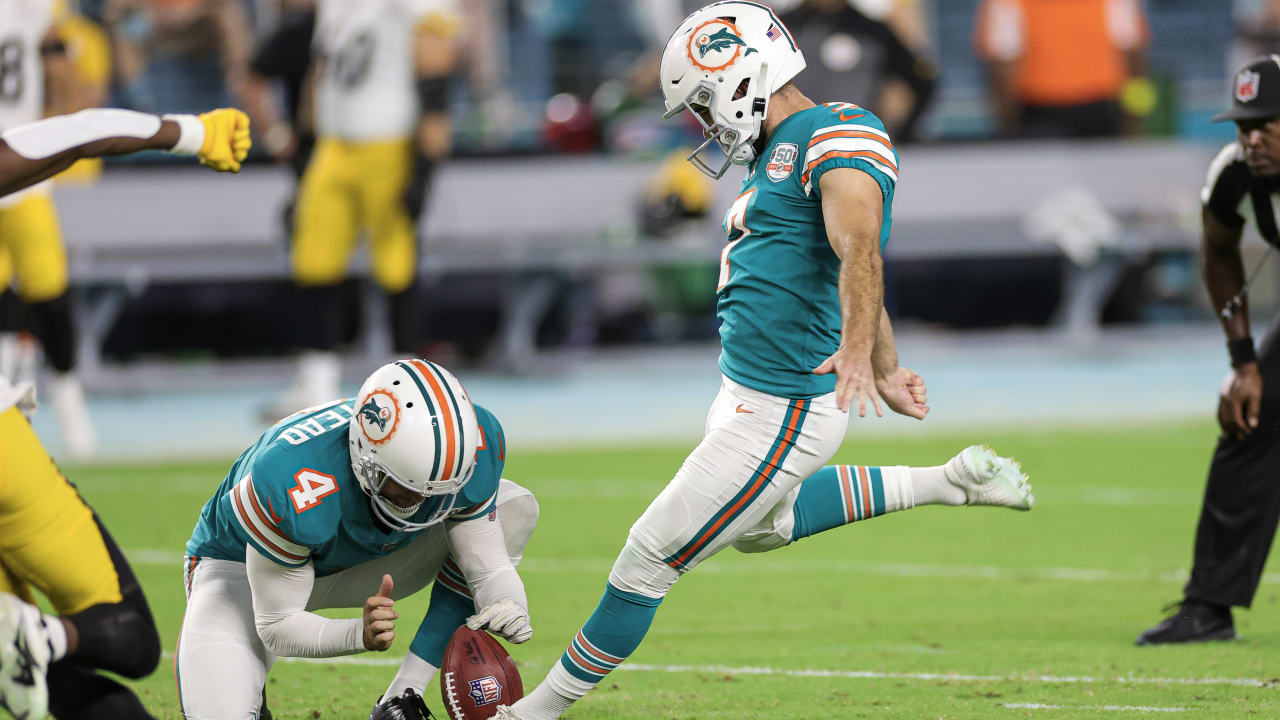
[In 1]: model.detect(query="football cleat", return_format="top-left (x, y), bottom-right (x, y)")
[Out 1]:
top-left (370, 688), bottom-right (437, 720)
top-left (492, 707), bottom-right (522, 720)
top-left (944, 445), bottom-right (1035, 510)
top-left (0, 594), bottom-right (52, 720)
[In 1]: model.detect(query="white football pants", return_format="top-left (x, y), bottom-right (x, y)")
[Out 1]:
top-left (175, 479), bottom-right (537, 720)
top-left (609, 374), bottom-right (848, 598)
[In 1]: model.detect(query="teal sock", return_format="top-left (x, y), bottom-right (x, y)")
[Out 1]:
top-left (791, 465), bottom-right (910, 541)
top-left (557, 582), bottom-right (661, 685)
top-left (409, 558), bottom-right (473, 664)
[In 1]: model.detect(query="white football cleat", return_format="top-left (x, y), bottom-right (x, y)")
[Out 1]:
top-left (944, 445), bottom-right (1034, 510)
top-left (0, 593), bottom-right (52, 720)
top-left (50, 373), bottom-right (95, 461)
top-left (493, 706), bottom-right (523, 720)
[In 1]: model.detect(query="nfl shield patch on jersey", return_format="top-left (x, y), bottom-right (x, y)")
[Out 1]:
top-left (766, 143), bottom-right (798, 182)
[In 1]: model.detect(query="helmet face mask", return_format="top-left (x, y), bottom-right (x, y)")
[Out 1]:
top-left (659, 2), bottom-right (805, 179)
top-left (664, 74), bottom-right (767, 179)
top-left (348, 360), bottom-right (480, 532)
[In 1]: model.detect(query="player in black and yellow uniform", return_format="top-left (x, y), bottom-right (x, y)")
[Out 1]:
top-left (0, 377), bottom-right (161, 720)
top-left (0, 107), bottom-right (249, 720)
top-left (276, 0), bottom-right (459, 410)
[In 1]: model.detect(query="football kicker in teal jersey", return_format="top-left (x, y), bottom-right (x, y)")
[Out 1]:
top-left (716, 102), bottom-right (898, 399)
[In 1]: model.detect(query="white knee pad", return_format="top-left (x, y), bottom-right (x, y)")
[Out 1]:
top-left (496, 478), bottom-right (539, 566)
top-left (607, 538), bottom-right (679, 600)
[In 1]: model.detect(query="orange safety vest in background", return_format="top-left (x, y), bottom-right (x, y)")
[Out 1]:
top-left (975, 0), bottom-right (1148, 107)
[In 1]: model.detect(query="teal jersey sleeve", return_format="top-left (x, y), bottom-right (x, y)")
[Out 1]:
top-left (448, 405), bottom-right (506, 522)
top-left (801, 103), bottom-right (898, 205)
top-left (227, 444), bottom-right (344, 567)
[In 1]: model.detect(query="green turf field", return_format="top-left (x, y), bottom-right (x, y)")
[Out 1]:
top-left (74, 421), bottom-right (1279, 719)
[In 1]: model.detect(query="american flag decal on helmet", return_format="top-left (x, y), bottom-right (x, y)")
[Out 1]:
top-left (766, 23), bottom-right (780, 41)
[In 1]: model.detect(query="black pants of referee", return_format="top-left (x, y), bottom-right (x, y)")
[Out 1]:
top-left (1184, 313), bottom-right (1280, 608)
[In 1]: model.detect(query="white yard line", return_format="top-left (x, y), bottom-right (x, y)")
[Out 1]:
top-left (127, 548), bottom-right (1280, 586)
top-left (157, 652), bottom-right (1277, 690)
top-left (1003, 703), bottom-right (1189, 713)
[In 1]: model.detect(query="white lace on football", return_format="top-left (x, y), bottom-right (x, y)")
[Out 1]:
top-left (442, 670), bottom-right (465, 720)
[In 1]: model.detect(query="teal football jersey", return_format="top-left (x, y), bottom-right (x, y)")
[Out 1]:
top-left (186, 399), bottom-right (507, 576)
top-left (717, 102), bottom-right (898, 399)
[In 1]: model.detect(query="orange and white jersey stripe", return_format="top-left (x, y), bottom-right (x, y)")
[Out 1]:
top-left (227, 475), bottom-right (310, 567)
top-left (800, 108), bottom-right (898, 195)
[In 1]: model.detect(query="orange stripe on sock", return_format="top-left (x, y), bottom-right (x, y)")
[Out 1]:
top-left (840, 466), bottom-right (855, 523)
top-left (857, 466), bottom-right (872, 519)
top-left (577, 631), bottom-right (625, 664)
top-left (566, 643), bottom-right (611, 675)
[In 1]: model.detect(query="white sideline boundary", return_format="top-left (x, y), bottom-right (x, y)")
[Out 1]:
top-left (158, 652), bottom-right (1278, 689)
top-left (1003, 703), bottom-right (1188, 713)
top-left (128, 548), bottom-right (1280, 586)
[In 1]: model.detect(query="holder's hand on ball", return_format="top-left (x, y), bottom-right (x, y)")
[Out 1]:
top-left (467, 599), bottom-right (533, 644)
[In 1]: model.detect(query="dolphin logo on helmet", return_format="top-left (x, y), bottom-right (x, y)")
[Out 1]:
top-left (697, 27), bottom-right (747, 59)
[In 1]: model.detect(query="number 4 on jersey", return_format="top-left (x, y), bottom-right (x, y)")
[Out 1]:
top-left (290, 469), bottom-right (339, 513)
top-left (719, 189), bottom-right (756, 292)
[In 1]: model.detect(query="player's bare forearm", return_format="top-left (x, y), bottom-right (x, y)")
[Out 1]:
top-left (815, 167), bottom-right (887, 414)
top-left (837, 246), bottom-right (883, 357)
top-left (1201, 206), bottom-right (1251, 341)
top-left (0, 120), bottom-right (178, 197)
top-left (870, 306), bottom-right (899, 378)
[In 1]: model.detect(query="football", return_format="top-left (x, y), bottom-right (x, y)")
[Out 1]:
top-left (440, 626), bottom-right (524, 720)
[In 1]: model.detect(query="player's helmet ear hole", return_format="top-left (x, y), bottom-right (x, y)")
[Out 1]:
top-left (406, 402), bottom-right (414, 408)
top-left (732, 77), bottom-right (750, 101)
top-left (393, 380), bottom-right (400, 385)
top-left (735, 111), bottom-right (743, 118)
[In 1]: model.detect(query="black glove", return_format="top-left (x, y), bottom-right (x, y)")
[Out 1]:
top-left (403, 150), bottom-right (436, 223)
top-left (369, 688), bottom-right (437, 720)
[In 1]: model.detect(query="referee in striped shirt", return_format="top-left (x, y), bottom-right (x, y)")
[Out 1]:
top-left (1138, 56), bottom-right (1280, 645)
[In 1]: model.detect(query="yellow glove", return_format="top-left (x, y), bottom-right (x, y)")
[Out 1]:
top-left (197, 108), bottom-right (251, 173)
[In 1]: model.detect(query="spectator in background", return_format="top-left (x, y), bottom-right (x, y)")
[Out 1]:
top-left (973, 0), bottom-right (1150, 138)
top-left (104, 0), bottom-right (252, 113)
top-left (781, 0), bottom-right (938, 143)
top-left (242, 0), bottom-right (315, 177)
top-left (1232, 1), bottom-right (1280, 73)
top-left (51, 2), bottom-right (113, 185)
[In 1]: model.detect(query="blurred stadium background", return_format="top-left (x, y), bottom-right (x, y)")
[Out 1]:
top-left (7, 0), bottom-right (1280, 717)
top-left (9, 0), bottom-right (1275, 460)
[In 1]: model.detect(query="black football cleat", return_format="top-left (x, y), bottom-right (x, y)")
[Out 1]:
top-left (1135, 600), bottom-right (1238, 646)
top-left (370, 688), bottom-right (437, 720)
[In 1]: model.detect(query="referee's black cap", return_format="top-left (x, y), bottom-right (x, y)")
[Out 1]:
top-left (1214, 55), bottom-right (1280, 122)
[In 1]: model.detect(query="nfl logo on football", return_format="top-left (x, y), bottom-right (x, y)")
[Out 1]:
top-left (468, 675), bottom-right (503, 706)
top-left (1237, 69), bottom-right (1260, 102)
top-left (766, 143), bottom-right (798, 182)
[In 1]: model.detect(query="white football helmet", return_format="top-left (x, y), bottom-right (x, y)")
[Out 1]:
top-left (349, 359), bottom-right (480, 531)
top-left (660, 1), bottom-right (806, 179)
